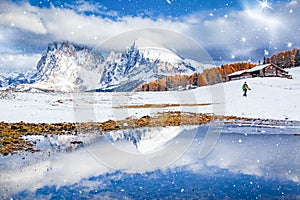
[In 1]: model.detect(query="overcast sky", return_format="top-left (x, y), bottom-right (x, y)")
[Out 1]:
top-left (0, 0), bottom-right (299, 70)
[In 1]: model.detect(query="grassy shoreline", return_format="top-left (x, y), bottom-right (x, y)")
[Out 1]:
top-left (0, 111), bottom-right (296, 156)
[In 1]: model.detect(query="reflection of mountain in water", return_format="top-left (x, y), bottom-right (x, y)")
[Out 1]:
top-left (108, 126), bottom-right (183, 153)
top-left (28, 134), bottom-right (99, 153)
top-left (46, 135), bottom-right (84, 152)
top-left (1, 124), bottom-right (300, 199)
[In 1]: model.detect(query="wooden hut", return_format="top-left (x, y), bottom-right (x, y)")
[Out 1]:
top-left (228, 63), bottom-right (290, 81)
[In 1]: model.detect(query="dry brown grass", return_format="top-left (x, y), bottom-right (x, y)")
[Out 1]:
top-left (115, 103), bottom-right (212, 109)
top-left (0, 112), bottom-right (292, 156)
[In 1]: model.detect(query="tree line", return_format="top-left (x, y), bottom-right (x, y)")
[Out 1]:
top-left (135, 48), bottom-right (300, 92)
top-left (135, 62), bottom-right (255, 91)
top-left (264, 48), bottom-right (300, 68)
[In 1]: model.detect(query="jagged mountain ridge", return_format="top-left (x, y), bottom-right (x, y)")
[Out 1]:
top-left (17, 41), bottom-right (104, 92)
top-left (96, 42), bottom-right (203, 91)
top-left (5, 40), bottom-right (205, 92)
top-left (0, 70), bottom-right (37, 88)
top-left (36, 41), bottom-right (104, 81)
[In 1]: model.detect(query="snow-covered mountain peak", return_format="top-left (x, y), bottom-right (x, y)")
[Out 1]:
top-left (131, 38), bottom-right (182, 62)
top-left (139, 47), bottom-right (182, 63)
top-left (22, 41), bottom-right (105, 92)
top-left (96, 40), bottom-right (206, 91)
top-left (2, 40), bottom-right (208, 92)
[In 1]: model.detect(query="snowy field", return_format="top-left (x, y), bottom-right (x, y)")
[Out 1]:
top-left (1, 68), bottom-right (300, 199)
top-left (1, 68), bottom-right (299, 123)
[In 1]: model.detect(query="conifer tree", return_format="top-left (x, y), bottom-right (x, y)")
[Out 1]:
top-left (295, 50), bottom-right (300, 67)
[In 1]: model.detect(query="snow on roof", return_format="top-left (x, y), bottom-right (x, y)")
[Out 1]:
top-left (228, 63), bottom-right (287, 77)
top-left (227, 69), bottom-right (248, 77)
top-left (246, 64), bottom-right (271, 72)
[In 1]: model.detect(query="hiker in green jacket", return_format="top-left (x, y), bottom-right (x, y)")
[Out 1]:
top-left (242, 82), bottom-right (251, 97)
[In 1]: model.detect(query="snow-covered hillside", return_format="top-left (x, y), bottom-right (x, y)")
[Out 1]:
top-left (0, 67), bottom-right (299, 123)
top-left (222, 67), bottom-right (300, 120)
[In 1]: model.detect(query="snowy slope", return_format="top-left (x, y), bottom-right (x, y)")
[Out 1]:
top-left (1, 67), bottom-right (299, 123)
top-left (222, 67), bottom-right (300, 120)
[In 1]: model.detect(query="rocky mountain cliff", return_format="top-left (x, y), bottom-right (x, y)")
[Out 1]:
top-left (4, 40), bottom-right (206, 92)
top-left (95, 42), bottom-right (204, 91)
top-left (16, 41), bottom-right (104, 92)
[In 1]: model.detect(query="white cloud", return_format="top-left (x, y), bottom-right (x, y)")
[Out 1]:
top-left (0, 54), bottom-right (41, 70)
top-left (0, 1), bottom-right (47, 34)
top-left (289, 0), bottom-right (298, 6)
top-left (189, 1), bottom-right (300, 61)
top-left (64, 0), bottom-right (118, 17)
top-left (0, 12), bottom-right (47, 34)
top-left (0, 1), bottom-right (191, 50)
top-left (0, 1), bottom-right (197, 69)
top-left (37, 7), bottom-right (191, 48)
top-left (0, 0), bottom-right (299, 67)
top-left (73, 0), bottom-right (105, 13)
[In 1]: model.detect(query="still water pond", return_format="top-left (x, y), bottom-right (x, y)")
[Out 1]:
top-left (1, 123), bottom-right (300, 199)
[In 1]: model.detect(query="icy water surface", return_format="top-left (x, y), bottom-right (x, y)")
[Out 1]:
top-left (1, 123), bottom-right (300, 199)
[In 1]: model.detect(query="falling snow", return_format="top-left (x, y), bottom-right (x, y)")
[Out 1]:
top-left (264, 49), bottom-right (269, 56)
top-left (0, 0), bottom-right (298, 67)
